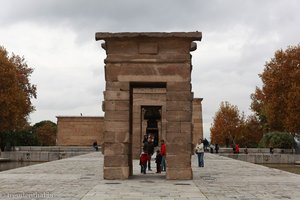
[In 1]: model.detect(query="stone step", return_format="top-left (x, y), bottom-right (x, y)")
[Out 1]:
top-left (0, 158), bottom-right (10, 162)
top-left (15, 146), bottom-right (98, 152)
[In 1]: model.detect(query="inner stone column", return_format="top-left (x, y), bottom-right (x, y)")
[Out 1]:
top-left (96, 32), bottom-right (202, 180)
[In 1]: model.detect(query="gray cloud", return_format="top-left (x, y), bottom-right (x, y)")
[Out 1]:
top-left (1, 0), bottom-right (300, 139)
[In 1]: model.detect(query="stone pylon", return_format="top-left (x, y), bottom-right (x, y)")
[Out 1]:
top-left (96, 32), bottom-right (202, 180)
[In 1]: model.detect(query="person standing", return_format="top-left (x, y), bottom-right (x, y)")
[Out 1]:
top-left (140, 151), bottom-right (148, 174)
top-left (195, 139), bottom-right (204, 167)
top-left (235, 144), bottom-right (240, 154)
top-left (160, 139), bottom-right (166, 171)
top-left (155, 149), bottom-right (162, 173)
top-left (203, 138), bottom-right (209, 152)
top-left (142, 134), bottom-right (148, 144)
top-left (215, 144), bottom-right (219, 154)
top-left (92, 141), bottom-right (98, 151)
top-left (143, 137), bottom-right (154, 171)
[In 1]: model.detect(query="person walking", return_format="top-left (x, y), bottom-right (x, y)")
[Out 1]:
top-left (160, 139), bottom-right (166, 171)
top-left (195, 139), bottom-right (204, 167)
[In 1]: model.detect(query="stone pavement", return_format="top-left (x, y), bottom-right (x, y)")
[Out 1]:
top-left (0, 152), bottom-right (299, 200)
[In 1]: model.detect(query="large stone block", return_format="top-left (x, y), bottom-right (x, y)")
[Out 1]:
top-left (166, 168), bottom-right (193, 180)
top-left (167, 122), bottom-right (180, 132)
top-left (167, 92), bottom-right (193, 101)
top-left (106, 81), bottom-right (129, 91)
top-left (104, 142), bottom-right (129, 155)
top-left (167, 154), bottom-right (191, 168)
top-left (167, 82), bottom-right (191, 91)
top-left (138, 42), bottom-right (158, 54)
top-left (105, 121), bottom-right (129, 132)
top-left (105, 63), bottom-right (191, 82)
top-left (103, 91), bottom-right (129, 100)
top-left (180, 122), bottom-right (192, 133)
top-left (166, 133), bottom-right (192, 144)
top-left (104, 155), bottom-right (129, 167)
top-left (103, 101), bottom-right (129, 111)
top-left (167, 101), bottom-right (192, 111)
top-left (105, 110), bottom-right (129, 121)
top-left (104, 167), bottom-right (130, 180)
top-left (167, 143), bottom-right (193, 155)
top-left (104, 131), bottom-right (129, 143)
top-left (166, 110), bottom-right (192, 122)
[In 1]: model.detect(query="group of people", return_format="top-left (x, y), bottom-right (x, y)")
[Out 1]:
top-left (140, 134), bottom-right (166, 174)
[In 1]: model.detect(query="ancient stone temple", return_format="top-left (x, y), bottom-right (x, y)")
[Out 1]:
top-left (95, 32), bottom-right (202, 180)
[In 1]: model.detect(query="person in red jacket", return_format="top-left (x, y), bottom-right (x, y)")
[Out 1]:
top-left (160, 139), bottom-right (166, 171)
top-left (235, 144), bottom-right (240, 154)
top-left (140, 151), bottom-right (148, 174)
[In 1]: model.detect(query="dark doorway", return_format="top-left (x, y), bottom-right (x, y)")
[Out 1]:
top-left (143, 106), bottom-right (161, 147)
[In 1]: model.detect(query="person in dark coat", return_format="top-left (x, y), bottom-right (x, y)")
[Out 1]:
top-left (203, 138), bottom-right (209, 152)
top-left (92, 141), bottom-right (98, 151)
top-left (155, 149), bottom-right (162, 173)
top-left (143, 138), bottom-right (154, 171)
top-left (142, 134), bottom-right (148, 144)
top-left (215, 144), bottom-right (219, 154)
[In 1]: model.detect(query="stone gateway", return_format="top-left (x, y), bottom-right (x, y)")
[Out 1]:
top-left (96, 32), bottom-right (202, 180)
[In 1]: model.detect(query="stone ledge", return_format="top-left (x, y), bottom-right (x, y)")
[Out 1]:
top-left (96, 32), bottom-right (202, 41)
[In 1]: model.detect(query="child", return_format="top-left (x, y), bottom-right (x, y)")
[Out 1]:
top-left (155, 149), bottom-right (162, 173)
top-left (140, 151), bottom-right (148, 174)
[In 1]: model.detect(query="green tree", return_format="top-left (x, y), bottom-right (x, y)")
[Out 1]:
top-left (32, 120), bottom-right (57, 146)
top-left (258, 131), bottom-right (294, 149)
top-left (251, 44), bottom-right (300, 134)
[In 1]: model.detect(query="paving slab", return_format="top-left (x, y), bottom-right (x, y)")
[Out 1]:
top-left (0, 152), bottom-right (299, 199)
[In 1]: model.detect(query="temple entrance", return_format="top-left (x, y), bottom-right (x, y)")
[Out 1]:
top-left (143, 106), bottom-right (161, 147)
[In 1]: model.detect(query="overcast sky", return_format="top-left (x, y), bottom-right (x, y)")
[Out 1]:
top-left (1, 0), bottom-right (299, 139)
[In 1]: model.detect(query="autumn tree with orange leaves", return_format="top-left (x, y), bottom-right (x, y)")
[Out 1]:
top-left (0, 46), bottom-right (37, 132)
top-left (210, 101), bottom-right (242, 147)
top-left (251, 44), bottom-right (300, 135)
top-left (210, 102), bottom-right (263, 147)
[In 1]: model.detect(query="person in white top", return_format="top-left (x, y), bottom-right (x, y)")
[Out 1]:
top-left (195, 138), bottom-right (204, 167)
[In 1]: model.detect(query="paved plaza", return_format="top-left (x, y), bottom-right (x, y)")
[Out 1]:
top-left (0, 152), bottom-right (299, 199)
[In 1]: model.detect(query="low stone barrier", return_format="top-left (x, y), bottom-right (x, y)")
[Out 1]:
top-left (219, 153), bottom-right (300, 164)
top-left (0, 146), bottom-right (99, 162)
top-left (217, 148), bottom-right (295, 154)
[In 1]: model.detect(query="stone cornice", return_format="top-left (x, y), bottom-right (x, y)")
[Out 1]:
top-left (95, 32), bottom-right (202, 41)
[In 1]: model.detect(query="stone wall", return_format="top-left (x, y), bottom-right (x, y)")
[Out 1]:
top-left (56, 98), bottom-right (203, 156)
top-left (56, 116), bottom-right (104, 146)
top-left (192, 98), bottom-right (204, 146)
